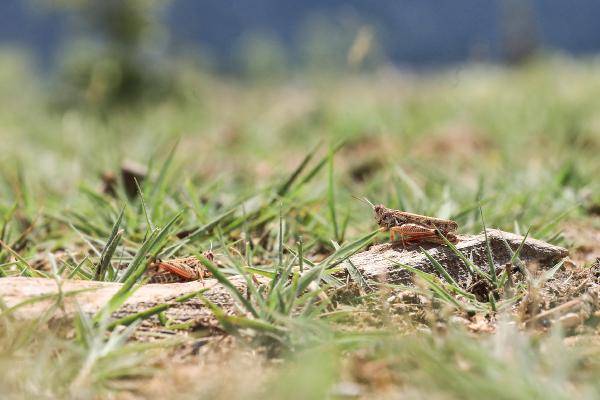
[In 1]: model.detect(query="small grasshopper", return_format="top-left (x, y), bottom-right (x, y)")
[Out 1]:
top-left (147, 253), bottom-right (213, 284)
top-left (357, 198), bottom-right (459, 245)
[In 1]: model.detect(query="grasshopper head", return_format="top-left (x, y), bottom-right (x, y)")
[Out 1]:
top-left (373, 204), bottom-right (387, 226)
top-left (353, 196), bottom-right (388, 228)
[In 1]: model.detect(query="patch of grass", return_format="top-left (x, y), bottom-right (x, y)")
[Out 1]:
top-left (0, 56), bottom-right (599, 398)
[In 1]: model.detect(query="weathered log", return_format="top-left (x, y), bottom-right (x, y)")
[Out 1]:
top-left (0, 277), bottom-right (240, 328)
top-left (0, 229), bottom-right (568, 324)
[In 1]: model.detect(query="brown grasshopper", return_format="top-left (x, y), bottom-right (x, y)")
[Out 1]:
top-left (358, 198), bottom-right (459, 245)
top-left (147, 253), bottom-right (213, 284)
top-left (374, 204), bottom-right (459, 245)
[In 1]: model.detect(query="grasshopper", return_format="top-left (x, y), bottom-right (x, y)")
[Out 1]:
top-left (358, 198), bottom-right (459, 245)
top-left (147, 253), bottom-right (213, 284)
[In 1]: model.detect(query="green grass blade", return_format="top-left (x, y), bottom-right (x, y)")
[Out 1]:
top-left (479, 206), bottom-right (498, 285)
top-left (182, 207), bottom-right (237, 242)
top-left (541, 259), bottom-right (565, 282)
top-left (534, 205), bottom-right (578, 240)
top-left (391, 261), bottom-right (466, 310)
top-left (327, 145), bottom-right (340, 242)
top-left (93, 281), bottom-right (146, 324)
top-left (0, 239), bottom-right (41, 278)
top-left (198, 254), bottom-right (260, 318)
top-left (135, 178), bottom-right (154, 233)
top-left (419, 247), bottom-right (475, 300)
top-left (298, 236), bottom-right (304, 274)
top-left (148, 141), bottom-right (178, 213)
top-left (68, 256), bottom-right (92, 279)
top-left (509, 226), bottom-right (531, 266)
top-left (118, 212), bottom-right (181, 283)
top-left (437, 230), bottom-right (492, 282)
top-left (274, 141), bottom-right (320, 198)
top-left (332, 241), bottom-right (370, 291)
top-left (291, 140), bottom-right (346, 194)
top-left (320, 230), bottom-right (378, 269)
top-left (101, 213), bottom-right (181, 321)
top-left (95, 207), bottom-right (125, 281)
top-left (278, 204), bottom-right (284, 267)
top-left (107, 289), bottom-right (208, 329)
top-left (498, 227), bottom-right (531, 277)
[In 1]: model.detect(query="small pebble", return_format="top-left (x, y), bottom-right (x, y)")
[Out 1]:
top-left (558, 313), bottom-right (581, 329)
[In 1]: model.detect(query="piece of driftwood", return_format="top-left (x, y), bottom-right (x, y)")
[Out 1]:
top-left (0, 277), bottom-right (241, 330)
top-left (0, 229), bottom-right (568, 324)
top-left (349, 229), bottom-right (568, 285)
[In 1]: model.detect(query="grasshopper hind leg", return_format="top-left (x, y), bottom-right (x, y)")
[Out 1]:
top-left (389, 224), bottom-right (443, 246)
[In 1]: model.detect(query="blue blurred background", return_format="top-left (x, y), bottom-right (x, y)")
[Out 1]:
top-left (3, 0), bottom-right (600, 71)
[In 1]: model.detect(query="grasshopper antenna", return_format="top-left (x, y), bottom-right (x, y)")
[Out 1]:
top-left (352, 195), bottom-right (375, 209)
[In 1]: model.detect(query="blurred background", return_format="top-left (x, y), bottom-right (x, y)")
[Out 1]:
top-left (0, 0), bottom-right (598, 230)
top-left (4, 0), bottom-right (600, 71)
top-left (2, 0), bottom-right (600, 110)
top-left (3, 1), bottom-right (600, 91)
